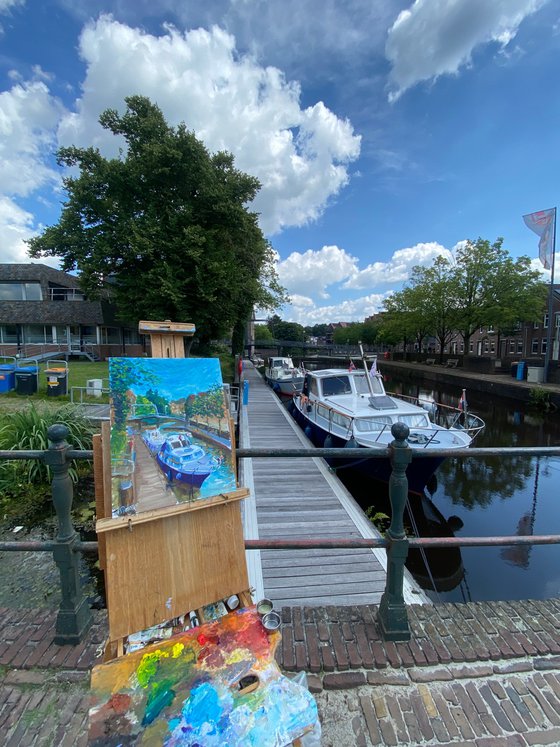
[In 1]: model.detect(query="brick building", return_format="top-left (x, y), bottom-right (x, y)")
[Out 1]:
top-left (0, 263), bottom-right (145, 360)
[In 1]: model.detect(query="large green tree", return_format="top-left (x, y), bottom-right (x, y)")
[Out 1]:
top-left (452, 238), bottom-right (546, 355)
top-left (28, 96), bottom-right (286, 349)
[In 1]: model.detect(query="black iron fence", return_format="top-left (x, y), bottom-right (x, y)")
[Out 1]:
top-left (1, 424), bottom-right (560, 644)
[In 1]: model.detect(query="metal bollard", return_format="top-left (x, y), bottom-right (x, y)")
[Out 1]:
top-left (45, 424), bottom-right (92, 645)
top-left (243, 379), bottom-right (249, 405)
top-left (377, 422), bottom-right (412, 641)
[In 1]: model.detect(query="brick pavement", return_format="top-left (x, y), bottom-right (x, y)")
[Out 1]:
top-left (1, 600), bottom-right (559, 745)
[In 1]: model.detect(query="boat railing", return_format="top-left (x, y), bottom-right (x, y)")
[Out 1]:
top-left (387, 391), bottom-right (486, 441)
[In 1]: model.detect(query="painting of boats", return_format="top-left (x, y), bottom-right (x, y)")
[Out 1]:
top-left (109, 358), bottom-right (237, 517)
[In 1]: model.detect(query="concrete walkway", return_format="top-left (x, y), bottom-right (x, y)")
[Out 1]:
top-left (1, 599), bottom-right (559, 745)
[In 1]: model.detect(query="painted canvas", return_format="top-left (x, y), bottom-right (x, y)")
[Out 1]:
top-left (89, 607), bottom-right (318, 746)
top-left (109, 358), bottom-right (236, 516)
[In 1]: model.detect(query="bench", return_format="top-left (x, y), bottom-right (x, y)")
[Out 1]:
top-left (445, 359), bottom-right (459, 368)
top-left (425, 358), bottom-right (436, 365)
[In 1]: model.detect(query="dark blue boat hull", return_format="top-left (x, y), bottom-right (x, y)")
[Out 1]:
top-left (291, 404), bottom-right (445, 495)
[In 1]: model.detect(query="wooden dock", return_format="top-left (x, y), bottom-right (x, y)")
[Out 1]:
top-left (239, 363), bottom-right (424, 608)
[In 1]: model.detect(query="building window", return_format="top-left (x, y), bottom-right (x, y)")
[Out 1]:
top-left (556, 312), bottom-right (560, 328)
top-left (469, 342), bottom-right (474, 353)
top-left (101, 327), bottom-right (121, 345)
top-left (542, 339), bottom-right (547, 354)
top-left (484, 341), bottom-right (489, 353)
top-left (460, 343), bottom-right (464, 353)
top-left (123, 328), bottom-right (142, 345)
top-left (48, 285), bottom-right (85, 301)
top-left (531, 339), bottom-right (539, 354)
top-left (514, 321), bottom-right (522, 331)
top-left (509, 341), bottom-right (515, 354)
top-left (517, 341), bottom-right (523, 354)
top-left (81, 326), bottom-right (97, 344)
top-left (0, 325), bottom-right (18, 343)
top-left (488, 325), bottom-right (494, 333)
top-left (534, 321), bottom-right (539, 329)
top-left (543, 313), bottom-right (549, 329)
top-left (0, 283), bottom-right (42, 301)
top-left (490, 342), bottom-right (495, 354)
top-left (23, 325), bottom-right (54, 344)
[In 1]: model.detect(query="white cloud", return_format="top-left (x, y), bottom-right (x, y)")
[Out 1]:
top-left (0, 197), bottom-right (36, 262)
top-left (57, 15), bottom-right (361, 234)
top-left (0, 0), bottom-right (23, 12)
top-left (344, 241), bottom-right (452, 289)
top-left (0, 79), bottom-right (63, 197)
top-left (386, 0), bottom-right (547, 101)
top-left (277, 245), bottom-right (359, 299)
top-left (284, 292), bottom-right (390, 325)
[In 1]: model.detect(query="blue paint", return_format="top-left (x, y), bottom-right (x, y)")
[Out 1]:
top-left (182, 682), bottom-right (222, 733)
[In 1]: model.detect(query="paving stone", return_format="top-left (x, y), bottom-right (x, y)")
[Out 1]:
top-left (378, 717), bottom-right (398, 746)
top-left (474, 736), bottom-right (526, 747)
top-left (432, 691), bottom-right (461, 739)
top-left (402, 710), bottom-right (423, 743)
top-left (366, 670), bottom-right (409, 686)
top-left (373, 695), bottom-right (388, 719)
top-left (449, 663), bottom-right (494, 679)
top-left (351, 713), bottom-right (367, 747)
top-left (493, 661), bottom-right (534, 675)
top-left (524, 726), bottom-right (560, 745)
top-left (322, 671), bottom-right (365, 690)
top-left (534, 656), bottom-right (560, 670)
top-left (521, 693), bottom-right (549, 728)
top-left (305, 674), bottom-right (323, 693)
top-left (4, 670), bottom-right (49, 686)
top-left (479, 683), bottom-right (515, 731)
top-left (525, 679), bottom-right (560, 725)
top-left (450, 704), bottom-right (476, 740)
top-left (452, 682), bottom-right (487, 737)
top-left (410, 691), bottom-right (435, 741)
top-left (385, 693), bottom-right (409, 742)
top-left (359, 695), bottom-right (383, 746)
top-left (409, 666), bottom-right (453, 682)
top-left (345, 641), bottom-right (362, 669)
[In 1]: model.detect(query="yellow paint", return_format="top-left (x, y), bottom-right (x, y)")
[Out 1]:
top-left (172, 642), bottom-right (184, 658)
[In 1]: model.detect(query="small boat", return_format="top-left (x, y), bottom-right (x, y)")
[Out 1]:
top-left (156, 433), bottom-right (219, 487)
top-left (264, 356), bottom-right (305, 397)
top-left (291, 347), bottom-right (485, 494)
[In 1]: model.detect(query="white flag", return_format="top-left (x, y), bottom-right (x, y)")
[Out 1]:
top-left (523, 208), bottom-right (555, 270)
top-left (370, 359), bottom-right (377, 377)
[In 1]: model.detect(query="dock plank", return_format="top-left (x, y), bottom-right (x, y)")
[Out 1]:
top-left (239, 365), bottom-right (395, 608)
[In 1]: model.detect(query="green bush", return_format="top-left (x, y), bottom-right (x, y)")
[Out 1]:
top-left (0, 404), bottom-right (95, 487)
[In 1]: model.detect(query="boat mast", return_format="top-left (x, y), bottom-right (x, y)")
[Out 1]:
top-left (358, 341), bottom-right (376, 396)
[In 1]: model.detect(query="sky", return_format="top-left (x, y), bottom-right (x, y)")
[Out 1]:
top-left (0, 0), bottom-right (558, 326)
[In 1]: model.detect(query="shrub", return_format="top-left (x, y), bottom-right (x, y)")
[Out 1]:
top-left (0, 404), bottom-right (94, 487)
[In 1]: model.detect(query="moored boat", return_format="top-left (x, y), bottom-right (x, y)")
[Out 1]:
top-left (264, 356), bottom-right (305, 397)
top-left (156, 433), bottom-right (219, 487)
top-left (291, 348), bottom-right (485, 494)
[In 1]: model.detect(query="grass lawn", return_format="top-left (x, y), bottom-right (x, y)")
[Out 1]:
top-left (1, 360), bottom-right (110, 408)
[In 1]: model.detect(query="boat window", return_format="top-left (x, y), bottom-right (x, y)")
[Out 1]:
top-left (321, 376), bottom-right (352, 396)
top-left (353, 374), bottom-right (384, 395)
top-left (396, 414), bottom-right (430, 427)
top-left (309, 377), bottom-right (319, 396)
top-left (354, 416), bottom-right (392, 432)
top-left (331, 411), bottom-right (351, 428)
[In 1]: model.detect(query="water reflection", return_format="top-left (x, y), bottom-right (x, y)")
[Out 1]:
top-left (381, 371), bottom-right (560, 602)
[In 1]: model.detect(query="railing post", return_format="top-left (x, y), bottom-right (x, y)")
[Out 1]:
top-left (44, 424), bottom-right (92, 645)
top-left (378, 422), bottom-right (412, 641)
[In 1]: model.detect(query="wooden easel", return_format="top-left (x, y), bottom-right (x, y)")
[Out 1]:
top-left (93, 319), bottom-right (253, 659)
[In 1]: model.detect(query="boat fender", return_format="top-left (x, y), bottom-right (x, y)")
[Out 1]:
top-left (304, 425), bottom-right (313, 438)
top-left (323, 434), bottom-right (334, 449)
top-left (344, 436), bottom-right (358, 448)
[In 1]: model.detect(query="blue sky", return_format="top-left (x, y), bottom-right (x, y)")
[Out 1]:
top-left (0, 1), bottom-right (558, 325)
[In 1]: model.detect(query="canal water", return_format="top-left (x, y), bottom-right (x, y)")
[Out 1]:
top-left (334, 371), bottom-right (560, 604)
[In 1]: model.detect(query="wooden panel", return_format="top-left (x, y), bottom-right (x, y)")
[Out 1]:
top-left (96, 487), bottom-right (248, 533)
top-left (102, 499), bottom-right (250, 640)
top-left (150, 333), bottom-right (186, 358)
top-left (93, 434), bottom-right (107, 570)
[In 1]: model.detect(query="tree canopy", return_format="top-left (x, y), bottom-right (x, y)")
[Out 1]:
top-left (28, 96), bottom-right (286, 349)
top-left (380, 238), bottom-right (546, 356)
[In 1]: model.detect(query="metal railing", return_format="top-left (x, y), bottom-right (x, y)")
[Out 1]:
top-left (0, 423), bottom-right (559, 644)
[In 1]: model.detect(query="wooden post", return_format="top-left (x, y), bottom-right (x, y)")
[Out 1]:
top-left (138, 319), bottom-right (195, 358)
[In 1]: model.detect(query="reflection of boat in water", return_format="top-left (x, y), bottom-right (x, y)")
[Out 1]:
top-left (406, 490), bottom-right (465, 593)
top-left (155, 433), bottom-right (220, 488)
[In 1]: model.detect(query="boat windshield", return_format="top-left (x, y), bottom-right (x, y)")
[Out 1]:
top-left (396, 413), bottom-right (431, 427)
top-left (353, 374), bottom-right (385, 395)
top-left (321, 376), bottom-right (353, 396)
top-left (354, 416), bottom-right (392, 432)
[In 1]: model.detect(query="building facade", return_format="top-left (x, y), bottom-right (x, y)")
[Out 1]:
top-left (0, 263), bottom-right (145, 359)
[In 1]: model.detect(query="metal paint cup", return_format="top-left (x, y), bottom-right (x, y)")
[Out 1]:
top-left (262, 611), bottom-right (281, 631)
top-left (226, 595), bottom-right (240, 610)
top-left (256, 598), bottom-right (273, 615)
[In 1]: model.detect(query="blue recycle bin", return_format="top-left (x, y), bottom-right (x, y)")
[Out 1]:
top-left (516, 361), bottom-right (526, 381)
top-left (15, 365), bottom-right (38, 394)
top-left (0, 364), bottom-right (16, 393)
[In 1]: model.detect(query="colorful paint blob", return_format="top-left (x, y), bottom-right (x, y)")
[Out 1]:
top-left (89, 608), bottom-right (318, 746)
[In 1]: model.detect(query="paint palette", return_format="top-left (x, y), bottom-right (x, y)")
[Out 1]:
top-left (89, 607), bottom-right (318, 746)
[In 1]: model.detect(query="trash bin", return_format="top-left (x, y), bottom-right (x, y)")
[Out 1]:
top-left (0, 364), bottom-right (16, 393)
top-left (15, 366), bottom-right (38, 394)
top-left (516, 361), bottom-right (526, 381)
top-left (45, 367), bottom-right (68, 396)
top-left (511, 362), bottom-right (518, 378)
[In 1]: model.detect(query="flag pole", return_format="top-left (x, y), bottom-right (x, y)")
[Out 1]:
top-left (543, 207), bottom-right (556, 383)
